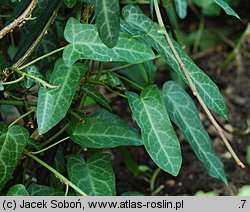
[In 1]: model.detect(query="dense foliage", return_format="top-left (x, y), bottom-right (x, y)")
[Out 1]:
top-left (0, 0), bottom-right (241, 195)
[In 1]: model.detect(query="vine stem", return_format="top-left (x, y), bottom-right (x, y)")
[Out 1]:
top-left (0, 100), bottom-right (37, 107)
top-left (18, 46), bottom-right (65, 70)
top-left (10, 67), bottom-right (59, 89)
top-left (32, 136), bottom-right (69, 155)
top-left (8, 108), bottom-right (36, 128)
top-left (153, 0), bottom-right (245, 168)
top-left (24, 150), bottom-right (87, 196)
top-left (40, 123), bottom-right (69, 147)
top-left (0, 74), bottom-right (25, 85)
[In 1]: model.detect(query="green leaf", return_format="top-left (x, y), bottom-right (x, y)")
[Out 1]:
top-left (63, 0), bottom-right (76, 8)
top-left (246, 145), bottom-right (250, 166)
top-left (162, 81), bottom-right (227, 184)
top-left (143, 60), bottom-right (156, 84)
top-left (195, 190), bottom-right (219, 196)
top-left (0, 122), bottom-right (7, 134)
top-left (63, 18), bottom-right (155, 66)
top-left (193, 0), bottom-right (221, 16)
top-left (126, 85), bottom-right (182, 176)
top-left (116, 60), bottom-right (156, 87)
top-left (121, 5), bottom-right (228, 119)
top-left (213, 0), bottom-right (240, 19)
top-left (7, 184), bottom-right (29, 196)
top-left (238, 185), bottom-right (250, 196)
top-left (82, 84), bottom-right (112, 111)
top-left (94, 0), bottom-right (120, 48)
top-left (94, 108), bottom-right (139, 134)
top-left (69, 109), bottom-right (142, 148)
top-left (54, 145), bottom-right (66, 173)
top-left (173, 0), bottom-right (188, 19)
top-left (0, 125), bottom-right (29, 190)
top-left (51, 146), bottom-right (66, 190)
top-left (67, 154), bottom-right (116, 196)
top-left (27, 183), bottom-right (64, 196)
top-left (21, 66), bottom-right (44, 89)
top-left (106, 71), bottom-right (122, 87)
top-left (37, 59), bottom-right (87, 134)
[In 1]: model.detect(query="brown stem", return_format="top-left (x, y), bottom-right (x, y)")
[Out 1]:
top-left (0, 0), bottom-right (37, 40)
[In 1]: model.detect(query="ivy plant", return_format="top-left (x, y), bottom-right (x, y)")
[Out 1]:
top-left (0, 0), bottom-right (244, 196)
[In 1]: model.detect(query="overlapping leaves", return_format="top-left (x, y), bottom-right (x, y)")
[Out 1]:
top-left (0, 125), bottom-right (29, 190)
top-left (94, 0), bottom-right (120, 48)
top-left (121, 5), bottom-right (228, 119)
top-left (162, 81), bottom-right (227, 184)
top-left (127, 85), bottom-right (182, 176)
top-left (37, 59), bottom-right (87, 134)
top-left (67, 154), bottom-right (116, 196)
top-left (63, 18), bottom-right (155, 66)
top-left (69, 109), bottom-right (142, 148)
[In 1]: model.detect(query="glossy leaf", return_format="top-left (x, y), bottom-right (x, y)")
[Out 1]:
top-left (162, 81), bottom-right (227, 184)
top-left (7, 184), bottom-right (29, 196)
top-left (69, 109), bottom-right (143, 148)
top-left (37, 59), bottom-right (87, 134)
top-left (63, 18), bottom-right (155, 66)
top-left (106, 71), bottom-right (122, 87)
top-left (121, 5), bottom-right (228, 119)
top-left (213, 0), bottom-right (240, 19)
top-left (0, 125), bottom-right (29, 190)
top-left (63, 0), bottom-right (76, 8)
top-left (67, 154), bottom-right (116, 196)
top-left (21, 66), bottom-right (44, 89)
top-left (173, 0), bottom-right (188, 19)
top-left (127, 85), bottom-right (182, 176)
top-left (27, 183), bottom-right (64, 196)
top-left (94, 0), bottom-right (120, 48)
top-left (82, 84), bottom-right (112, 111)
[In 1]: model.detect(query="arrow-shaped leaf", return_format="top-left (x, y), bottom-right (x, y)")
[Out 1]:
top-left (213, 0), bottom-right (240, 20)
top-left (37, 59), bottom-right (87, 134)
top-left (127, 85), bottom-right (182, 176)
top-left (121, 5), bottom-right (228, 119)
top-left (67, 154), bottom-right (116, 196)
top-left (0, 125), bottom-right (29, 190)
top-left (69, 109), bottom-right (142, 148)
top-left (94, 0), bottom-right (120, 48)
top-left (162, 81), bottom-right (227, 184)
top-left (63, 18), bottom-right (155, 66)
